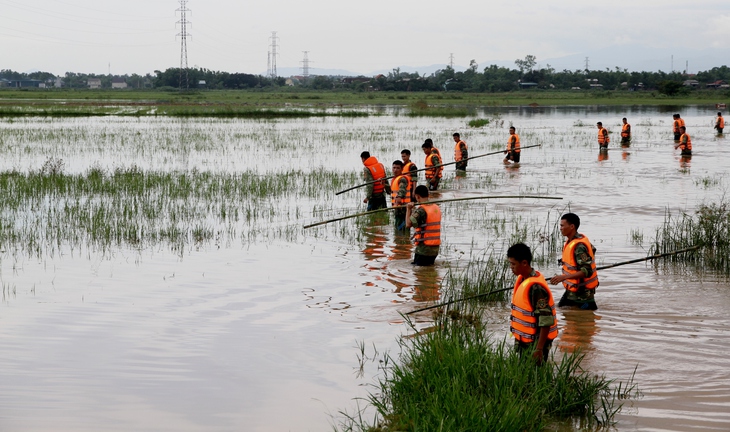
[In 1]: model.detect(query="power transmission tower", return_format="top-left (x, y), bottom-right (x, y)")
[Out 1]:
top-left (269, 31), bottom-right (279, 78)
top-left (584, 57), bottom-right (589, 71)
top-left (301, 51), bottom-right (311, 77)
top-left (449, 53), bottom-right (455, 69)
top-left (176, 0), bottom-right (191, 90)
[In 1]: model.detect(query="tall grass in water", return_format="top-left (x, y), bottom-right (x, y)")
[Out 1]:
top-left (650, 202), bottom-right (730, 275)
top-left (340, 318), bottom-right (636, 431)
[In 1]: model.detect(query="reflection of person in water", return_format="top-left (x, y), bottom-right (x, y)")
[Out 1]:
top-left (598, 149), bottom-right (609, 162)
top-left (411, 264), bottom-right (441, 303)
top-left (557, 309), bottom-right (600, 355)
top-left (361, 226), bottom-right (388, 264)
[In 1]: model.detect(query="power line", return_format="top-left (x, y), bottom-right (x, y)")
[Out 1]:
top-left (176, 0), bottom-right (191, 90)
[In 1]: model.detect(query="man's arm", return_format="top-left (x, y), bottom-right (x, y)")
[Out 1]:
top-left (460, 142), bottom-right (468, 160)
top-left (550, 243), bottom-right (593, 284)
top-left (529, 285), bottom-right (555, 364)
top-left (363, 167), bottom-right (374, 203)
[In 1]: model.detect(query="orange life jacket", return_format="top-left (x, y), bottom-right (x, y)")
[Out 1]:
top-left (598, 127), bottom-right (610, 145)
top-left (424, 149), bottom-right (443, 180)
top-left (678, 118), bottom-right (686, 128)
top-left (413, 204), bottom-right (441, 246)
top-left (717, 117), bottom-right (725, 129)
top-left (511, 271), bottom-right (559, 344)
top-left (363, 156), bottom-right (386, 195)
top-left (673, 119), bottom-right (681, 133)
top-left (679, 133), bottom-right (692, 151)
top-left (621, 123), bottom-right (630, 138)
top-left (454, 140), bottom-right (467, 162)
top-left (561, 234), bottom-right (599, 292)
top-left (507, 134), bottom-right (521, 152)
top-left (403, 161), bottom-right (415, 179)
top-left (390, 175), bottom-right (411, 206)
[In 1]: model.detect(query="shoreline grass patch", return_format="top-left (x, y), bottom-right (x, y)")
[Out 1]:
top-left (340, 318), bottom-right (636, 431)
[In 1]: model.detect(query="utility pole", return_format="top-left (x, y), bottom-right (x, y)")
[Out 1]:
top-left (685, 60), bottom-right (688, 74)
top-left (176, 0), bottom-right (191, 90)
top-left (269, 31), bottom-right (279, 79)
top-left (301, 51), bottom-right (310, 77)
top-left (671, 55), bottom-right (674, 73)
top-left (449, 53), bottom-right (455, 69)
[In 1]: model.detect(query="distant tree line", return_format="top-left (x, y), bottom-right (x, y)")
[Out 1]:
top-left (3, 58), bottom-right (730, 95)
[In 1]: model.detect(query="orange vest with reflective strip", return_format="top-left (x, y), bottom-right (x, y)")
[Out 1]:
top-left (390, 175), bottom-right (411, 206)
top-left (424, 149), bottom-right (443, 180)
top-left (679, 133), bottom-right (692, 151)
top-left (414, 204), bottom-right (441, 246)
top-left (717, 117), bottom-right (725, 129)
top-left (511, 271), bottom-right (558, 343)
top-left (678, 118), bottom-right (686, 128)
top-left (621, 123), bottom-right (630, 138)
top-left (561, 234), bottom-right (599, 292)
top-left (363, 157), bottom-right (386, 195)
top-left (403, 161), bottom-right (415, 179)
top-left (598, 127), bottom-right (609, 144)
top-left (507, 134), bottom-right (521, 152)
top-left (454, 140), bottom-right (467, 162)
top-left (673, 119), bottom-right (681, 133)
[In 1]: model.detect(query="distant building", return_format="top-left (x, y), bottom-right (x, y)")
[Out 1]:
top-left (198, 80), bottom-right (206, 88)
top-left (518, 82), bottom-right (538, 89)
top-left (87, 78), bottom-right (102, 89)
top-left (589, 83), bottom-right (604, 89)
top-left (707, 80), bottom-right (729, 89)
top-left (341, 76), bottom-right (370, 84)
top-left (0, 78), bottom-right (10, 87)
top-left (5, 79), bottom-right (43, 88)
top-left (683, 80), bottom-right (699, 88)
top-left (111, 77), bottom-right (127, 89)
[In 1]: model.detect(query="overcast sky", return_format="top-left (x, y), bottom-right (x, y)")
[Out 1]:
top-left (2, 0), bottom-right (730, 76)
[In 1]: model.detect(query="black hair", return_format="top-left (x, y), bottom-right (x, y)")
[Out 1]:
top-left (622, 117), bottom-right (627, 121)
top-left (422, 138), bottom-right (434, 149)
top-left (453, 133), bottom-right (460, 137)
top-left (509, 126), bottom-right (516, 131)
top-left (401, 149), bottom-right (411, 155)
top-left (561, 212), bottom-right (581, 230)
top-left (414, 185), bottom-right (429, 198)
top-left (360, 151), bottom-right (370, 159)
top-left (596, 122), bottom-right (603, 126)
top-left (392, 160), bottom-right (404, 167)
top-left (507, 243), bottom-right (532, 264)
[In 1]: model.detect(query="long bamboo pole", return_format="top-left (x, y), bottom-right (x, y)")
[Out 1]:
top-left (335, 144), bottom-right (542, 196)
top-left (302, 194), bottom-right (562, 229)
top-left (405, 245), bottom-right (702, 315)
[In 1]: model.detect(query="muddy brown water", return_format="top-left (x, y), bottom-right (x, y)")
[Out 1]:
top-left (0, 106), bottom-right (729, 431)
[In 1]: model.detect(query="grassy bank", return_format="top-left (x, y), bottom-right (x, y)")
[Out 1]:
top-left (342, 318), bottom-right (636, 431)
top-left (0, 88), bottom-right (727, 117)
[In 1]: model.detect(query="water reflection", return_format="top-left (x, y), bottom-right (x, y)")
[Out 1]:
top-left (621, 144), bottom-right (631, 161)
top-left (598, 149), bottom-right (609, 162)
top-left (411, 264), bottom-right (441, 303)
top-left (557, 310), bottom-right (600, 354)
top-left (680, 154), bottom-right (692, 170)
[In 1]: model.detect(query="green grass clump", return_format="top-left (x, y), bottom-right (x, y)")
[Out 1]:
top-left (468, 118), bottom-right (490, 128)
top-left (347, 319), bottom-right (635, 431)
top-left (650, 201), bottom-right (730, 274)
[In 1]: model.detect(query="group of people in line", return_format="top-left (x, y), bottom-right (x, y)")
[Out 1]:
top-left (596, 112), bottom-right (725, 157)
top-left (356, 112), bottom-right (725, 363)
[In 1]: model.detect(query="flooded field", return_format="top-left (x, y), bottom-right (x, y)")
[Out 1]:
top-left (1, 105), bottom-right (729, 431)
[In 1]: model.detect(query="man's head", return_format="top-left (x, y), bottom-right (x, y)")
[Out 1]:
top-left (677, 114), bottom-right (682, 118)
top-left (401, 149), bottom-right (411, 163)
top-left (622, 117), bottom-right (627, 123)
top-left (719, 112), bottom-right (723, 117)
top-left (422, 139), bottom-right (433, 155)
top-left (509, 126), bottom-right (516, 134)
top-left (673, 114), bottom-right (678, 120)
top-left (414, 185), bottom-right (429, 201)
top-left (360, 151), bottom-right (370, 162)
top-left (507, 243), bottom-right (532, 276)
top-left (453, 133), bottom-right (460, 142)
top-left (560, 213), bottom-right (580, 237)
top-left (596, 122), bottom-right (603, 128)
top-left (392, 160), bottom-right (404, 176)
top-left (680, 126), bottom-right (686, 133)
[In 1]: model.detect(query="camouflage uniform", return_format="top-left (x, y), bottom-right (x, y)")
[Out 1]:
top-left (385, 176), bottom-right (410, 231)
top-left (558, 242), bottom-right (598, 310)
top-left (410, 206), bottom-right (440, 258)
top-left (455, 141), bottom-right (469, 171)
top-left (426, 152), bottom-right (442, 191)
top-left (363, 167), bottom-right (387, 210)
top-left (515, 269), bottom-right (556, 358)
